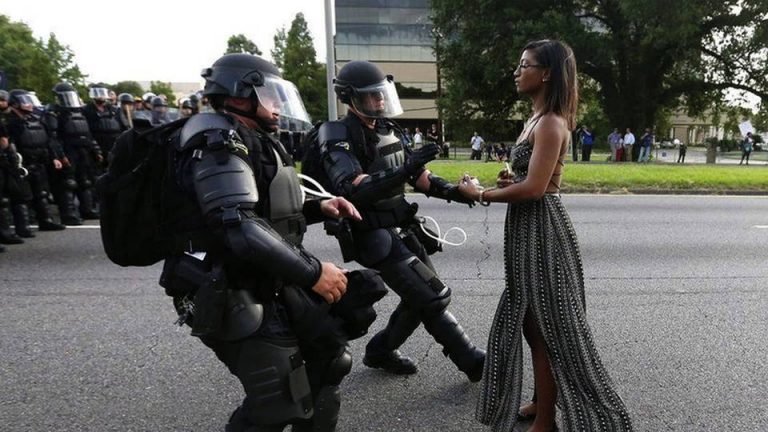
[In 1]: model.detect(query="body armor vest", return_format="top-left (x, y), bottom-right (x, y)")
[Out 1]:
top-left (267, 146), bottom-right (305, 246)
top-left (91, 108), bottom-right (122, 135)
top-left (365, 128), bottom-right (407, 211)
top-left (16, 117), bottom-right (50, 161)
top-left (60, 110), bottom-right (91, 139)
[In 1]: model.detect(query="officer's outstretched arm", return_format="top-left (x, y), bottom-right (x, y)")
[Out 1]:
top-left (193, 149), bottom-right (321, 288)
top-left (322, 138), bottom-right (439, 207)
top-left (415, 171), bottom-right (475, 206)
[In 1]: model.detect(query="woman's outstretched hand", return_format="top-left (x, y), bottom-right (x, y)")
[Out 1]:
top-left (497, 167), bottom-right (514, 188)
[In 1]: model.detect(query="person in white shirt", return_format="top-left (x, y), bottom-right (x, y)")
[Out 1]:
top-left (470, 132), bottom-right (484, 160)
top-left (413, 127), bottom-right (424, 148)
top-left (623, 128), bottom-right (635, 162)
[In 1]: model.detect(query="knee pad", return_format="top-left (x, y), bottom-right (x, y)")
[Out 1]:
top-left (325, 348), bottom-right (353, 386)
top-left (236, 338), bottom-right (314, 426)
top-left (65, 179), bottom-right (78, 191)
top-left (0, 197), bottom-right (9, 208)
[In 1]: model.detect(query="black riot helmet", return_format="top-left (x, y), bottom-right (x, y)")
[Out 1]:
top-left (151, 96), bottom-right (168, 109)
top-left (201, 53), bottom-right (311, 126)
top-left (53, 82), bottom-right (83, 108)
top-left (0, 90), bottom-right (9, 101)
top-left (334, 61), bottom-right (403, 118)
top-left (88, 85), bottom-right (110, 103)
top-left (8, 89), bottom-right (36, 113)
top-left (118, 93), bottom-right (134, 105)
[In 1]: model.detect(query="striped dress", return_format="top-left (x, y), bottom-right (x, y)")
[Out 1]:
top-left (476, 139), bottom-right (634, 431)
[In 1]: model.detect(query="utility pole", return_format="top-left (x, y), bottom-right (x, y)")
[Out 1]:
top-left (324, 0), bottom-right (338, 120)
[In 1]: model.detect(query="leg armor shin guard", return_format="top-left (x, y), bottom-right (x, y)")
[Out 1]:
top-left (422, 310), bottom-right (485, 382)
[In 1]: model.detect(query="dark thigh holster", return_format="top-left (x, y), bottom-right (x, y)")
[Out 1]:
top-left (202, 326), bottom-right (314, 427)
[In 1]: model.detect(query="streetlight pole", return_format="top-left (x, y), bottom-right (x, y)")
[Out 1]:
top-left (324, 0), bottom-right (338, 120)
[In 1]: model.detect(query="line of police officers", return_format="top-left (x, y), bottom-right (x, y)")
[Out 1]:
top-left (0, 83), bottom-right (202, 253)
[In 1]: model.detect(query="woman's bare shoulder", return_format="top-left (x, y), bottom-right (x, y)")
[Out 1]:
top-left (532, 113), bottom-right (570, 145)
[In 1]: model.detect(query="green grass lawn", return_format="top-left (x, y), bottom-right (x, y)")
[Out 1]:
top-left (424, 160), bottom-right (768, 192)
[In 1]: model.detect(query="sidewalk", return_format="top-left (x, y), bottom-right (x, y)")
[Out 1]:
top-left (652, 147), bottom-right (767, 165)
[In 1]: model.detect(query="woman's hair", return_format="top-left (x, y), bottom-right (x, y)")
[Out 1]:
top-left (522, 39), bottom-right (579, 130)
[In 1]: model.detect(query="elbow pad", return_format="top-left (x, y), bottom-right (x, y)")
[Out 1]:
top-left (225, 217), bottom-right (321, 288)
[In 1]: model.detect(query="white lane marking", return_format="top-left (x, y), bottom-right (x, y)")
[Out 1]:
top-left (754, 225), bottom-right (768, 229)
top-left (29, 225), bottom-right (101, 229)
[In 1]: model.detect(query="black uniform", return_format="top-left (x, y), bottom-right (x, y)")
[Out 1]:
top-left (47, 106), bottom-right (102, 220)
top-left (161, 112), bottom-right (352, 432)
top-left (6, 109), bottom-right (66, 231)
top-left (83, 102), bottom-right (122, 166)
top-left (319, 112), bottom-right (485, 380)
top-left (0, 109), bottom-right (25, 246)
top-left (153, 53), bottom-right (373, 432)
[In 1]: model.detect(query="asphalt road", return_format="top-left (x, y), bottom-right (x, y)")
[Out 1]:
top-left (1, 195), bottom-right (767, 432)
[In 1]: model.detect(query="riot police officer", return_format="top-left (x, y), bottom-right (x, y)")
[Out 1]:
top-left (83, 85), bottom-right (122, 166)
top-left (318, 61), bottom-right (485, 380)
top-left (149, 96), bottom-right (171, 125)
top-left (6, 90), bottom-right (66, 232)
top-left (161, 53), bottom-right (361, 431)
top-left (47, 82), bottom-right (102, 221)
top-left (0, 90), bottom-right (25, 247)
top-left (1, 90), bottom-right (37, 239)
top-left (116, 93), bottom-right (134, 130)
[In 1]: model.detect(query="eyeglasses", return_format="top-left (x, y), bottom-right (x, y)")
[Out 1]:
top-left (515, 63), bottom-right (545, 71)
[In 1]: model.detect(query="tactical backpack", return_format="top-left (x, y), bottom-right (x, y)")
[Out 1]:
top-left (96, 118), bottom-right (188, 267)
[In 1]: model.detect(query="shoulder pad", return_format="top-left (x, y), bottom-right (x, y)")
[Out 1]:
top-left (178, 113), bottom-right (236, 151)
top-left (318, 121), bottom-right (348, 146)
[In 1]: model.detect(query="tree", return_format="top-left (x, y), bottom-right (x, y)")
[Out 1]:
top-left (150, 81), bottom-right (176, 105)
top-left (44, 33), bottom-right (88, 99)
top-left (225, 34), bottom-right (262, 56)
top-left (272, 13), bottom-right (327, 121)
top-left (0, 15), bottom-right (57, 101)
top-left (431, 0), bottom-right (768, 141)
top-left (271, 28), bottom-right (287, 70)
top-left (111, 81), bottom-right (145, 98)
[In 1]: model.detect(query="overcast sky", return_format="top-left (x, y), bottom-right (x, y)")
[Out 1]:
top-left (3, 0), bottom-right (329, 85)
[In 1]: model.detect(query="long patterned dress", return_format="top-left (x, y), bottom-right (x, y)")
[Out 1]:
top-left (476, 137), bottom-right (634, 432)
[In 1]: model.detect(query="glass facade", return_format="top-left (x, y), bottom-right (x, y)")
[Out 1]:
top-left (335, 0), bottom-right (438, 121)
top-left (335, 3), bottom-right (435, 62)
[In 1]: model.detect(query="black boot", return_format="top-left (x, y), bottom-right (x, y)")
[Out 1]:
top-left (291, 385), bottom-right (341, 432)
top-left (423, 311), bottom-right (486, 382)
top-left (33, 199), bottom-right (65, 231)
top-left (56, 190), bottom-right (82, 226)
top-left (364, 331), bottom-right (418, 375)
top-left (11, 203), bottom-right (35, 238)
top-left (0, 204), bottom-right (24, 244)
top-left (77, 188), bottom-right (100, 220)
top-left (363, 302), bottom-right (420, 375)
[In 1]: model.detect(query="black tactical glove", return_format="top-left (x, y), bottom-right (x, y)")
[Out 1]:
top-left (404, 142), bottom-right (440, 176)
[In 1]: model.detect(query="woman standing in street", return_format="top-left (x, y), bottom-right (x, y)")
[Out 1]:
top-left (459, 40), bottom-right (633, 432)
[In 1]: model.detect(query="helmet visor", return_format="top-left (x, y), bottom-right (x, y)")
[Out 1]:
top-left (27, 93), bottom-right (43, 108)
top-left (254, 76), bottom-right (311, 125)
top-left (13, 94), bottom-right (36, 111)
top-left (58, 91), bottom-right (82, 108)
top-left (350, 79), bottom-right (403, 118)
top-left (89, 87), bottom-right (110, 100)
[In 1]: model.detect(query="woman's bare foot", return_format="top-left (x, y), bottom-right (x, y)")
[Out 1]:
top-left (518, 402), bottom-right (537, 420)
